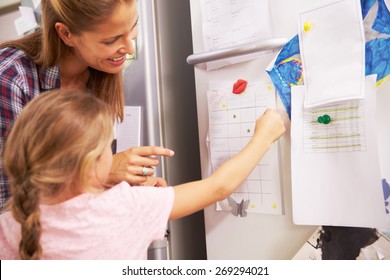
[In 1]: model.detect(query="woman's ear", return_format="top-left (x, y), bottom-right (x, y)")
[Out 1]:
top-left (55, 22), bottom-right (75, 47)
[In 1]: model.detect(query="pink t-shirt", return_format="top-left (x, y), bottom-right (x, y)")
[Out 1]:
top-left (0, 182), bottom-right (174, 260)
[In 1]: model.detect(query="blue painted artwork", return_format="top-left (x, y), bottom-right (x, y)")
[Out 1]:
top-left (366, 38), bottom-right (390, 85)
top-left (372, 0), bottom-right (390, 34)
top-left (265, 35), bottom-right (301, 118)
top-left (361, 0), bottom-right (376, 18)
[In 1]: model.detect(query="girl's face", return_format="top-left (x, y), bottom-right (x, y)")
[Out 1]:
top-left (67, 1), bottom-right (138, 74)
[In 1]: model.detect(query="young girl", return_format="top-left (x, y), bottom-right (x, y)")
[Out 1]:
top-left (0, 0), bottom-right (172, 212)
top-left (0, 89), bottom-right (286, 260)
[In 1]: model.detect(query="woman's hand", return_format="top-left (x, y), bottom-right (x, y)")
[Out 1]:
top-left (107, 146), bottom-right (174, 186)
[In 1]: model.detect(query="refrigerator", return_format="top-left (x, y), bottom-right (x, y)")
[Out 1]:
top-left (186, 0), bottom-right (328, 260)
top-left (187, 0), bottom-right (390, 260)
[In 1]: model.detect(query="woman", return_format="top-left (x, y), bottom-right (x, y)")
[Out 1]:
top-left (0, 0), bottom-right (173, 212)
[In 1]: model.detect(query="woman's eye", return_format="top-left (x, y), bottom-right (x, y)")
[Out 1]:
top-left (103, 40), bottom-right (116, 45)
top-left (103, 37), bottom-right (120, 45)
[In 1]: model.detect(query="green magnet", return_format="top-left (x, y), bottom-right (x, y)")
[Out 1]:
top-left (317, 114), bottom-right (331, 124)
top-left (322, 114), bottom-right (331, 124)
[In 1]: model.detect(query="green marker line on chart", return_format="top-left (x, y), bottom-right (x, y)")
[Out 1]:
top-left (310, 134), bottom-right (361, 140)
top-left (310, 105), bottom-right (360, 114)
top-left (312, 144), bottom-right (362, 150)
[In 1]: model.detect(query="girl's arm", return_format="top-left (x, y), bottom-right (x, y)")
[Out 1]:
top-left (170, 109), bottom-right (286, 220)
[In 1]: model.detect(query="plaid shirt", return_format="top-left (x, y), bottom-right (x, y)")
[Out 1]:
top-left (0, 47), bottom-right (60, 212)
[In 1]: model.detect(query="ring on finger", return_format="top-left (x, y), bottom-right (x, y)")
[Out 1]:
top-left (142, 166), bottom-right (149, 176)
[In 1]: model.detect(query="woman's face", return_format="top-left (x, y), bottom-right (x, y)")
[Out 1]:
top-left (68, 1), bottom-right (138, 74)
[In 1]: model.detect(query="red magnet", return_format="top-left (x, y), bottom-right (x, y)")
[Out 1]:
top-left (232, 79), bottom-right (247, 94)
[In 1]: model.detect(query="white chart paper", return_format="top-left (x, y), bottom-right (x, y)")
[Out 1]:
top-left (291, 75), bottom-right (387, 227)
top-left (200, 0), bottom-right (272, 70)
top-left (207, 81), bottom-right (283, 215)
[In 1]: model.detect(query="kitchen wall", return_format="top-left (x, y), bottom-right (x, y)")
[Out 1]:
top-left (0, 1), bottom-right (20, 42)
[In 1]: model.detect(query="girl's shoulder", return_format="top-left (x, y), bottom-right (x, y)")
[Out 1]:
top-left (40, 182), bottom-right (174, 218)
top-left (0, 210), bottom-right (21, 260)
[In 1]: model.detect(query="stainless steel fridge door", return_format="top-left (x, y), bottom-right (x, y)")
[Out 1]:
top-left (188, 0), bottom-right (318, 259)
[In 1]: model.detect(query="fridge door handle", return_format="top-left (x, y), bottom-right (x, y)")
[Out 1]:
top-left (186, 37), bottom-right (288, 65)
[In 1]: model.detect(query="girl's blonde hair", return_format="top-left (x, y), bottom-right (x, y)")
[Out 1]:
top-left (0, 0), bottom-right (135, 121)
top-left (3, 89), bottom-right (114, 260)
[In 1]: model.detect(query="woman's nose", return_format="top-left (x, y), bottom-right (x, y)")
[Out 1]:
top-left (121, 37), bottom-right (135, 55)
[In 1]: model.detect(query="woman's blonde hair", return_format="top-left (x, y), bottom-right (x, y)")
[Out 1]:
top-left (3, 89), bottom-right (114, 260)
top-left (0, 0), bottom-right (135, 121)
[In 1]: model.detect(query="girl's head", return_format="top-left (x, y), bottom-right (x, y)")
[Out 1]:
top-left (40, 0), bottom-right (137, 74)
top-left (3, 89), bottom-right (114, 259)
